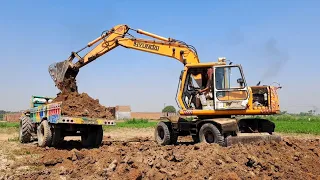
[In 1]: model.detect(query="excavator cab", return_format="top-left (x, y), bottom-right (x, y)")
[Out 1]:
top-left (213, 65), bottom-right (249, 110)
top-left (181, 63), bottom-right (249, 111)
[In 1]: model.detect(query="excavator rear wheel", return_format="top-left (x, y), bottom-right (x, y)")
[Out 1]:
top-left (199, 123), bottom-right (224, 146)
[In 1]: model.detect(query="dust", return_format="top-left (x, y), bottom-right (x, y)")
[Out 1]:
top-left (3, 137), bottom-right (320, 179)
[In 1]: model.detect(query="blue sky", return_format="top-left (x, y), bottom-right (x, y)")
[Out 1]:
top-left (0, 0), bottom-right (319, 113)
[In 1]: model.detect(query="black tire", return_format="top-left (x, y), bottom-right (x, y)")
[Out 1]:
top-left (155, 121), bottom-right (172, 145)
top-left (81, 125), bottom-right (103, 148)
top-left (81, 131), bottom-right (95, 148)
top-left (199, 123), bottom-right (224, 146)
top-left (37, 120), bottom-right (52, 147)
top-left (51, 128), bottom-right (63, 147)
top-left (95, 125), bottom-right (103, 147)
top-left (19, 116), bottom-right (33, 143)
top-left (170, 132), bottom-right (178, 145)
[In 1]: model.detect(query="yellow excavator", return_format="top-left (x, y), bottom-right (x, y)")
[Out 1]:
top-left (48, 24), bottom-right (282, 146)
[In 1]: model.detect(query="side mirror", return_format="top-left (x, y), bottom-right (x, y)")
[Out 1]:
top-left (237, 78), bottom-right (245, 87)
top-left (237, 78), bottom-right (244, 84)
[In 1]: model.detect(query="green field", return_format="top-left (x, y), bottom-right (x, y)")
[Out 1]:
top-left (1, 115), bottom-right (320, 135)
top-left (266, 114), bottom-right (320, 135)
top-left (103, 119), bottom-right (158, 131)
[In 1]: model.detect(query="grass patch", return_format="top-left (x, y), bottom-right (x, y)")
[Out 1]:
top-left (247, 114), bottom-right (320, 135)
top-left (8, 136), bottom-right (19, 142)
top-left (103, 119), bottom-right (157, 131)
top-left (0, 122), bottom-right (19, 128)
top-left (0, 122), bottom-right (19, 134)
top-left (274, 121), bottom-right (320, 135)
top-left (270, 115), bottom-right (320, 135)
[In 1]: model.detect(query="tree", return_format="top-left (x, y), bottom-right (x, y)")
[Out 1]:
top-left (280, 110), bottom-right (287, 115)
top-left (162, 105), bottom-right (176, 113)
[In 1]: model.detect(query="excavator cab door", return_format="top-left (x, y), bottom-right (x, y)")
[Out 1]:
top-left (213, 65), bottom-right (249, 110)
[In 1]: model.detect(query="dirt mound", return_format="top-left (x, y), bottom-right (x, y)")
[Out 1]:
top-left (52, 92), bottom-right (114, 119)
top-left (9, 137), bottom-right (320, 179)
top-left (50, 69), bottom-right (115, 119)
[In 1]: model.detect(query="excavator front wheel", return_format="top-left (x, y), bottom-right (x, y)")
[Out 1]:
top-left (199, 123), bottom-right (225, 146)
top-left (155, 121), bottom-right (176, 145)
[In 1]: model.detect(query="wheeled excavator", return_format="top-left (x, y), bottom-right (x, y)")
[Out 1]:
top-left (48, 24), bottom-right (282, 146)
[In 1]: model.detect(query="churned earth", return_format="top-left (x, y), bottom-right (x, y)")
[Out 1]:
top-left (0, 129), bottom-right (319, 180)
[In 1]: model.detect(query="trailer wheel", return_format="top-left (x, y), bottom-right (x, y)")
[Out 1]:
top-left (37, 120), bottom-right (52, 147)
top-left (81, 126), bottom-right (103, 148)
top-left (51, 128), bottom-right (63, 147)
top-left (155, 121), bottom-right (172, 145)
top-left (19, 116), bottom-right (33, 143)
top-left (95, 125), bottom-right (103, 147)
top-left (199, 123), bottom-right (224, 146)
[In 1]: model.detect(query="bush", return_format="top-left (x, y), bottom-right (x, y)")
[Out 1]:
top-left (124, 118), bottom-right (149, 124)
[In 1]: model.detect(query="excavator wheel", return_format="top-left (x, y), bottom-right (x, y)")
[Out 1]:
top-left (155, 121), bottom-right (176, 145)
top-left (37, 120), bottom-right (53, 147)
top-left (19, 115), bottom-right (33, 143)
top-left (199, 123), bottom-right (224, 146)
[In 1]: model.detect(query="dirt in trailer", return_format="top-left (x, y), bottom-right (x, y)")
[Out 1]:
top-left (2, 135), bottom-right (320, 180)
top-left (52, 92), bottom-right (114, 119)
top-left (51, 72), bottom-right (115, 119)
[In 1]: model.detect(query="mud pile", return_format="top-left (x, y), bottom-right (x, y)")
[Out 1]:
top-left (10, 137), bottom-right (320, 179)
top-left (51, 70), bottom-right (115, 119)
top-left (52, 92), bottom-right (114, 119)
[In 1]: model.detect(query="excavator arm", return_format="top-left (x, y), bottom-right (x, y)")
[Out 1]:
top-left (48, 24), bottom-right (200, 92)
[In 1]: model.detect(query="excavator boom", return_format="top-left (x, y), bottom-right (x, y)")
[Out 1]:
top-left (48, 24), bottom-right (200, 92)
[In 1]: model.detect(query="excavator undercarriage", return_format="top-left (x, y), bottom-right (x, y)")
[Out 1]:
top-left (48, 24), bottom-right (282, 147)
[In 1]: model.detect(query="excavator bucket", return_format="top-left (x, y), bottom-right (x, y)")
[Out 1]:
top-left (48, 60), bottom-right (79, 91)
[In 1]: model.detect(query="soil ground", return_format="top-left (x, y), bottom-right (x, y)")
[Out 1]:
top-left (0, 129), bottom-right (320, 180)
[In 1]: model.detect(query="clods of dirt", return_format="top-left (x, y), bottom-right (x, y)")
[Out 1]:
top-left (7, 137), bottom-right (320, 180)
